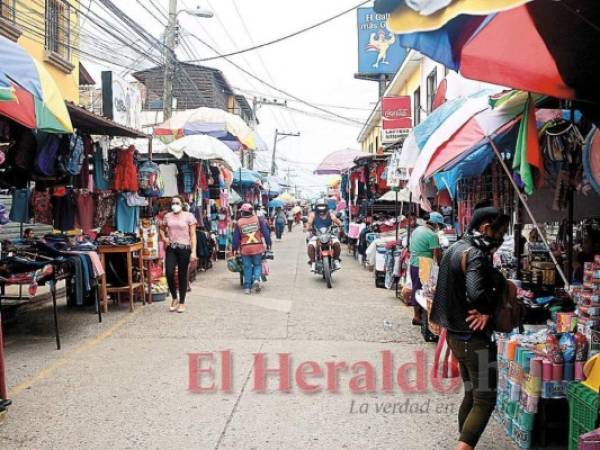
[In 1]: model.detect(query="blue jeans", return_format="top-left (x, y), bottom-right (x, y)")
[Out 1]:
top-left (242, 254), bottom-right (262, 289)
top-left (275, 221), bottom-right (285, 239)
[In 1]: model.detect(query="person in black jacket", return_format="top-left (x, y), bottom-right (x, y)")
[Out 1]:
top-left (430, 207), bottom-right (510, 450)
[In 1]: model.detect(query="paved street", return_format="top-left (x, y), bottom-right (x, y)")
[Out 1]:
top-left (0, 228), bottom-right (515, 449)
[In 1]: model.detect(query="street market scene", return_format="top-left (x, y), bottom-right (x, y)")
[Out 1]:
top-left (1, 0), bottom-right (600, 449)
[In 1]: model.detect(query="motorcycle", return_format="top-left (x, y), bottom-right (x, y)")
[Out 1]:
top-left (312, 226), bottom-right (339, 289)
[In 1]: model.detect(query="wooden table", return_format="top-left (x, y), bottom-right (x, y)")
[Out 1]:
top-left (98, 243), bottom-right (145, 313)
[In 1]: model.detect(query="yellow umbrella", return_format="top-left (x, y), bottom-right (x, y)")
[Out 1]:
top-left (387, 0), bottom-right (532, 33)
top-left (279, 192), bottom-right (295, 204)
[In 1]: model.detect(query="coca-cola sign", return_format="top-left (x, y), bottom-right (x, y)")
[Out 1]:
top-left (382, 96), bottom-right (412, 130)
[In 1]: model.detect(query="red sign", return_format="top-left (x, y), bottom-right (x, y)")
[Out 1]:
top-left (382, 96), bottom-right (412, 130)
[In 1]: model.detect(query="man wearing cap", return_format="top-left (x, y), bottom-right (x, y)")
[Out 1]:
top-left (408, 212), bottom-right (445, 326)
top-left (430, 206), bottom-right (510, 450)
top-left (233, 203), bottom-right (272, 295)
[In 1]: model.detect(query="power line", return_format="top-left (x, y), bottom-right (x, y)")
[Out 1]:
top-left (185, 34), bottom-right (365, 126)
top-left (184, 0), bottom-right (370, 63)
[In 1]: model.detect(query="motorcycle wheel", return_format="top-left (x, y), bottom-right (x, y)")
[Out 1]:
top-left (322, 257), bottom-right (332, 289)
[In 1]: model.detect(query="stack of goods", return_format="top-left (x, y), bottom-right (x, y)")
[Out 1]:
top-left (495, 328), bottom-right (588, 449)
top-left (148, 276), bottom-right (169, 302)
top-left (572, 256), bottom-right (600, 356)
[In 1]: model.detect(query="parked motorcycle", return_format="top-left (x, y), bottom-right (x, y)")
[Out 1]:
top-left (312, 226), bottom-right (339, 289)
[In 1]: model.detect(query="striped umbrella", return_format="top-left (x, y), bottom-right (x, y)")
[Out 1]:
top-left (386, 0), bottom-right (600, 104)
top-left (0, 35), bottom-right (73, 133)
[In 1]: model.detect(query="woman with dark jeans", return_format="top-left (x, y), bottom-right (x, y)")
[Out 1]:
top-left (430, 207), bottom-right (509, 450)
top-left (160, 196), bottom-right (197, 313)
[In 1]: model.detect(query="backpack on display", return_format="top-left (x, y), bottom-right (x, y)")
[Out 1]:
top-left (59, 133), bottom-right (84, 176)
top-left (138, 161), bottom-right (164, 197)
top-left (34, 132), bottom-right (62, 176)
top-left (12, 129), bottom-right (37, 170)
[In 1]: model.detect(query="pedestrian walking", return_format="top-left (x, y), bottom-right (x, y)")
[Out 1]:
top-left (233, 203), bottom-right (272, 295)
top-left (408, 212), bottom-right (444, 325)
top-left (430, 207), bottom-right (510, 450)
top-left (287, 208), bottom-right (294, 232)
top-left (160, 196), bottom-right (197, 313)
top-left (274, 207), bottom-right (286, 240)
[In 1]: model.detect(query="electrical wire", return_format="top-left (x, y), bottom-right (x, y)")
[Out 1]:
top-left (184, 0), bottom-right (370, 63)
top-left (184, 34), bottom-right (365, 126)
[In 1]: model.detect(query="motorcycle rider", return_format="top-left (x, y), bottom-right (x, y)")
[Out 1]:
top-left (233, 203), bottom-right (272, 295)
top-left (305, 199), bottom-right (343, 272)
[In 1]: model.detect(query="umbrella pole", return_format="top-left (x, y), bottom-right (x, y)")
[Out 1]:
top-left (487, 136), bottom-right (569, 288)
top-left (395, 190), bottom-right (399, 242)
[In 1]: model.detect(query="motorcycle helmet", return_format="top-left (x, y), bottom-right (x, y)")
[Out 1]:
top-left (315, 198), bottom-right (328, 215)
top-left (240, 203), bottom-right (253, 217)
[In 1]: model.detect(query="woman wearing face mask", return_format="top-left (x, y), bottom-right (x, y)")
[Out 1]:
top-left (160, 196), bottom-right (197, 313)
top-left (430, 207), bottom-right (510, 450)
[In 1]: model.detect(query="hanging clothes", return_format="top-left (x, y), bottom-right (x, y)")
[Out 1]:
top-left (115, 193), bottom-right (139, 233)
top-left (74, 190), bottom-right (95, 234)
top-left (112, 146), bottom-right (139, 192)
top-left (9, 188), bottom-right (31, 223)
top-left (93, 142), bottom-right (110, 191)
top-left (93, 191), bottom-right (115, 230)
top-left (159, 163), bottom-right (179, 197)
top-left (32, 189), bottom-right (53, 225)
top-left (52, 189), bottom-right (76, 231)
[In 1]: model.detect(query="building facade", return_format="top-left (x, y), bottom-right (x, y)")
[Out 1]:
top-left (0, 0), bottom-right (80, 102)
top-left (357, 50), bottom-right (447, 154)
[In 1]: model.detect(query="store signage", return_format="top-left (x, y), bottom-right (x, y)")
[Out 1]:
top-left (101, 71), bottom-right (142, 130)
top-left (381, 96), bottom-right (412, 144)
top-left (357, 7), bottom-right (407, 76)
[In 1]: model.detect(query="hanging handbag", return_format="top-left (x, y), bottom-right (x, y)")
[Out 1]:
top-left (541, 120), bottom-right (584, 164)
top-left (432, 328), bottom-right (460, 379)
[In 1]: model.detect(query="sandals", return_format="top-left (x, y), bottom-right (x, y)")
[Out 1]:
top-left (169, 298), bottom-right (179, 312)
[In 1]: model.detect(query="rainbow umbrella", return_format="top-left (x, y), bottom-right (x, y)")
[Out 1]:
top-left (0, 36), bottom-right (72, 133)
top-left (386, 0), bottom-right (600, 104)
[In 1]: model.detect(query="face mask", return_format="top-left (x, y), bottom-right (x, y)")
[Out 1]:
top-left (171, 204), bottom-right (182, 213)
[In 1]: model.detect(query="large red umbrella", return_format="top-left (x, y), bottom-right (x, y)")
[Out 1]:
top-left (388, 0), bottom-right (600, 104)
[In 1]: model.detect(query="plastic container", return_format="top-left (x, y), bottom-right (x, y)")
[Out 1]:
top-left (567, 382), bottom-right (600, 450)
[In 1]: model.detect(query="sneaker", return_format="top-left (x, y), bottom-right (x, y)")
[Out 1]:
top-left (177, 304), bottom-right (187, 313)
top-left (244, 288), bottom-right (252, 295)
top-left (169, 298), bottom-right (179, 312)
top-left (333, 260), bottom-right (341, 271)
top-left (310, 262), bottom-right (316, 273)
top-left (253, 281), bottom-right (261, 293)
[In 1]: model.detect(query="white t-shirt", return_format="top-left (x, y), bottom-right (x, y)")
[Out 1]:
top-left (159, 164), bottom-right (179, 197)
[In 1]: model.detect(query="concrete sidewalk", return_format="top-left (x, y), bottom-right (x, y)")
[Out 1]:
top-left (0, 226), bottom-right (515, 449)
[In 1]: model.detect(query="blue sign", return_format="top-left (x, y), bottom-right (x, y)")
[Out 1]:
top-left (357, 7), bottom-right (407, 75)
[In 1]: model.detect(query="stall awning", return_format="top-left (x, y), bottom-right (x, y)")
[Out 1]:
top-left (66, 102), bottom-right (148, 138)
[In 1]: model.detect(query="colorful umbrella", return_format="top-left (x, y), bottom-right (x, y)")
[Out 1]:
top-left (166, 135), bottom-right (242, 171)
top-left (314, 148), bottom-right (362, 175)
top-left (388, 0), bottom-right (600, 104)
top-left (268, 198), bottom-right (286, 209)
top-left (381, 0), bottom-right (531, 33)
top-left (0, 86), bottom-right (15, 102)
top-left (154, 107), bottom-right (256, 150)
top-left (0, 35), bottom-right (72, 133)
top-left (232, 168), bottom-right (263, 187)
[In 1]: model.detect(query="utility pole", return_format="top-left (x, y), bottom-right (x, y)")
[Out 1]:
top-left (250, 97), bottom-right (288, 170)
top-left (162, 0), bottom-right (178, 121)
top-left (271, 129), bottom-right (300, 176)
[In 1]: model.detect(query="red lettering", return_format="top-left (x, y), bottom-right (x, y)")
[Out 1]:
top-left (188, 352), bottom-right (217, 393)
top-left (325, 361), bottom-right (348, 393)
top-left (381, 350), bottom-right (393, 392)
top-left (221, 350), bottom-right (232, 393)
top-left (295, 361), bottom-right (322, 393)
top-left (349, 361), bottom-right (376, 393)
top-left (396, 350), bottom-right (427, 393)
top-left (253, 353), bottom-right (291, 392)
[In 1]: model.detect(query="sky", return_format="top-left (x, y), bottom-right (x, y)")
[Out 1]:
top-left (81, 0), bottom-right (378, 197)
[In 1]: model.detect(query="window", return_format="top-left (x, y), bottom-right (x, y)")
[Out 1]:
top-left (45, 0), bottom-right (70, 60)
top-left (413, 88), bottom-right (421, 126)
top-left (426, 69), bottom-right (437, 113)
top-left (0, 0), bottom-right (14, 22)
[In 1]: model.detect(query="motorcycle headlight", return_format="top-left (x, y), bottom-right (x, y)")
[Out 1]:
top-left (319, 235), bottom-right (330, 244)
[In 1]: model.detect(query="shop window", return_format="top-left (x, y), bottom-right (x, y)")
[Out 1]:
top-left (45, 0), bottom-right (73, 72)
top-left (413, 88), bottom-right (421, 126)
top-left (0, 0), bottom-right (20, 41)
top-left (426, 69), bottom-right (437, 113)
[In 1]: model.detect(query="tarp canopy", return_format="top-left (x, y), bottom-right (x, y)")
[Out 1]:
top-left (232, 168), bottom-right (263, 187)
top-left (377, 188), bottom-right (417, 203)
